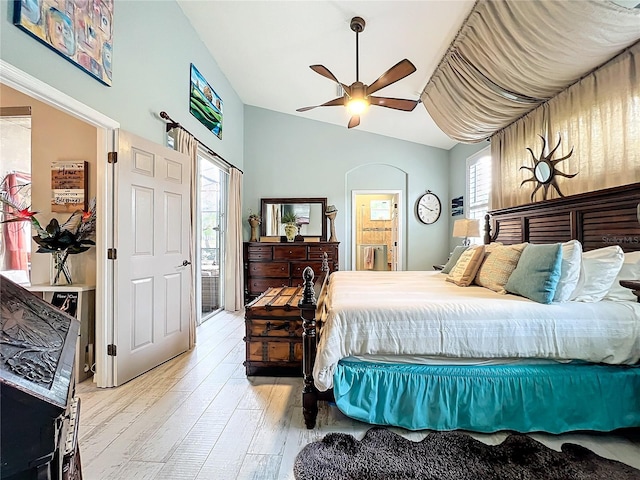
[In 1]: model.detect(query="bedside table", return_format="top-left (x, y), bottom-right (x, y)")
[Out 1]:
top-left (619, 280), bottom-right (640, 303)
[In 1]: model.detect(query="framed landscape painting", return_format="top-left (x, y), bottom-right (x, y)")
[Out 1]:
top-left (190, 64), bottom-right (223, 139)
top-left (13, 0), bottom-right (114, 86)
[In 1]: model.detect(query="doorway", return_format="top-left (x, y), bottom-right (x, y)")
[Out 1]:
top-left (0, 106), bottom-right (31, 284)
top-left (351, 191), bottom-right (402, 271)
top-left (197, 149), bottom-right (229, 322)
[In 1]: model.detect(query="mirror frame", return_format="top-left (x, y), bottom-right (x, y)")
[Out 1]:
top-left (260, 197), bottom-right (327, 241)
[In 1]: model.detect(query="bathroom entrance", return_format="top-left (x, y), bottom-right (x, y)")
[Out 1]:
top-left (351, 191), bottom-right (401, 271)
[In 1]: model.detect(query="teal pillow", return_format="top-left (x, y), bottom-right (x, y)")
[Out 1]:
top-left (505, 243), bottom-right (562, 304)
top-left (441, 246), bottom-right (468, 274)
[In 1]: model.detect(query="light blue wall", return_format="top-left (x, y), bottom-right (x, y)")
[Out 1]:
top-left (447, 142), bottom-right (490, 252)
top-left (244, 106), bottom-right (450, 271)
top-left (0, 0), bottom-right (243, 166)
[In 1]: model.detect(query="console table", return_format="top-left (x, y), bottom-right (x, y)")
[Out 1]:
top-left (243, 241), bottom-right (339, 303)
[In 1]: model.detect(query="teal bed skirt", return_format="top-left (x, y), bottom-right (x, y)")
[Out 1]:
top-left (333, 358), bottom-right (640, 433)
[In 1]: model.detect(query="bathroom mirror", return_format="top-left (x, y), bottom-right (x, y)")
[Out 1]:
top-left (261, 197), bottom-right (327, 241)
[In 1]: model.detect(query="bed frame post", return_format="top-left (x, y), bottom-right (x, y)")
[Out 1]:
top-left (483, 213), bottom-right (492, 245)
top-left (300, 266), bottom-right (318, 429)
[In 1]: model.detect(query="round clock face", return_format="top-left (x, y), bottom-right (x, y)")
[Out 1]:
top-left (416, 192), bottom-right (441, 224)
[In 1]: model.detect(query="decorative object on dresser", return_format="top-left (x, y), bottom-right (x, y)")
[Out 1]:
top-left (244, 286), bottom-right (305, 376)
top-left (243, 241), bottom-right (338, 303)
top-left (1, 277), bottom-right (82, 480)
top-left (247, 210), bottom-right (261, 243)
top-left (520, 134), bottom-right (577, 201)
top-left (325, 205), bottom-right (338, 242)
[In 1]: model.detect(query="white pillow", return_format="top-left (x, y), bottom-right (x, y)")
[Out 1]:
top-left (572, 246), bottom-right (624, 302)
top-left (552, 240), bottom-right (582, 302)
top-left (604, 251), bottom-right (640, 302)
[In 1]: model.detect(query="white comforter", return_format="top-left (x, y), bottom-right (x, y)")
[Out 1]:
top-left (313, 271), bottom-right (640, 391)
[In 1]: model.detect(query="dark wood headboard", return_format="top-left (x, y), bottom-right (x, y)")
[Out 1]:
top-left (485, 182), bottom-right (640, 253)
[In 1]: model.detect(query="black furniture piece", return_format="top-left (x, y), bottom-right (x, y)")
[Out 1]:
top-left (1, 277), bottom-right (82, 480)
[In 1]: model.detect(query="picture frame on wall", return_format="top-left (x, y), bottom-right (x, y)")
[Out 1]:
top-left (451, 196), bottom-right (464, 216)
top-left (13, 0), bottom-right (114, 86)
top-left (51, 161), bottom-right (88, 213)
top-left (190, 64), bottom-right (223, 139)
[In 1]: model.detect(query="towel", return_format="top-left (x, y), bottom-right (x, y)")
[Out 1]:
top-left (363, 246), bottom-right (375, 270)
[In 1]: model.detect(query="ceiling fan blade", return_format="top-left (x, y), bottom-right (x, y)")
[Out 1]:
top-left (296, 97), bottom-right (345, 112)
top-left (367, 59), bottom-right (417, 95)
top-left (348, 115), bottom-right (360, 129)
top-left (310, 65), bottom-right (351, 96)
top-left (369, 96), bottom-right (419, 112)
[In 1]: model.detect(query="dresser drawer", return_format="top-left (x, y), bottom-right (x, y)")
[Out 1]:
top-left (291, 261), bottom-right (324, 280)
top-left (308, 245), bottom-right (337, 260)
top-left (248, 262), bottom-right (289, 277)
top-left (248, 278), bottom-right (289, 295)
top-left (273, 245), bottom-right (307, 260)
top-left (247, 245), bottom-right (273, 260)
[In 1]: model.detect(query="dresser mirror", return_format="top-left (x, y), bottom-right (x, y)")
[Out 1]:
top-left (261, 197), bottom-right (327, 241)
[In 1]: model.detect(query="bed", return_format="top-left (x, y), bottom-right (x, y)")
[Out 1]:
top-left (299, 182), bottom-right (640, 432)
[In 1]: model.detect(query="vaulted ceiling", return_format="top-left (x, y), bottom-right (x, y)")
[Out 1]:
top-left (177, 1), bottom-right (639, 150)
top-left (177, 1), bottom-right (475, 150)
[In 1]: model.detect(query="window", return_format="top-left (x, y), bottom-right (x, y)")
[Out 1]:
top-left (466, 147), bottom-right (492, 223)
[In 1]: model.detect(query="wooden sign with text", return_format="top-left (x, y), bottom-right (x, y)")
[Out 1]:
top-left (51, 161), bottom-right (88, 213)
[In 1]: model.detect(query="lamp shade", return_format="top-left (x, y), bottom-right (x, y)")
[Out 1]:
top-left (452, 219), bottom-right (480, 238)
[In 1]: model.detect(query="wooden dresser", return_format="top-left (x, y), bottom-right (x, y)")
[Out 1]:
top-left (243, 241), bottom-right (339, 302)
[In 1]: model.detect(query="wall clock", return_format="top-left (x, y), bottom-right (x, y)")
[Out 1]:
top-left (416, 191), bottom-right (441, 224)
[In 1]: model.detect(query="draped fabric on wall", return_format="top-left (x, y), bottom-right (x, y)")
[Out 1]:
top-left (1, 172), bottom-right (31, 271)
top-left (224, 168), bottom-right (243, 311)
top-left (421, 0), bottom-right (640, 144)
top-left (170, 128), bottom-right (198, 348)
top-left (492, 42), bottom-right (640, 209)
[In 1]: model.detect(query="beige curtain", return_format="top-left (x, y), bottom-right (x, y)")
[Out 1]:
top-left (224, 168), bottom-right (244, 311)
top-left (170, 128), bottom-right (198, 348)
top-left (492, 42), bottom-right (640, 208)
top-left (422, 0), bottom-right (640, 143)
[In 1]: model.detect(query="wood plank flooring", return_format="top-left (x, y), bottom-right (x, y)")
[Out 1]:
top-left (77, 310), bottom-right (640, 480)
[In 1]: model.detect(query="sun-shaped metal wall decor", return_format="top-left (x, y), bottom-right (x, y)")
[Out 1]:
top-left (520, 134), bottom-right (578, 201)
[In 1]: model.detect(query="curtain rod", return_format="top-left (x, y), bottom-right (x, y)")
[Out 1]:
top-left (159, 111), bottom-right (243, 174)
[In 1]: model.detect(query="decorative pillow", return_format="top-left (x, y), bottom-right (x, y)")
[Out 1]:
top-left (475, 243), bottom-right (528, 294)
top-left (605, 251), bottom-right (640, 302)
top-left (505, 243), bottom-right (562, 304)
top-left (441, 246), bottom-right (468, 274)
top-left (572, 246), bottom-right (625, 302)
top-left (446, 246), bottom-right (485, 287)
top-left (552, 240), bottom-right (583, 302)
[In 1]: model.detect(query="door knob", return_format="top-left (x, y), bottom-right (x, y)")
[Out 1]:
top-left (177, 260), bottom-right (192, 267)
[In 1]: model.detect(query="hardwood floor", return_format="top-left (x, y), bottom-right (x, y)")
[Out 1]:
top-left (77, 310), bottom-right (640, 480)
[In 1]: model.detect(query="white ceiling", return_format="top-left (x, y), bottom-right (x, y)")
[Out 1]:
top-left (177, 1), bottom-right (476, 150)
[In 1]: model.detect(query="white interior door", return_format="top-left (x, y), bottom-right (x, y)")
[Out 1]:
top-left (114, 130), bottom-right (191, 385)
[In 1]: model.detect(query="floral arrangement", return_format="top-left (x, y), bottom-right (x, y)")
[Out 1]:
top-left (248, 209), bottom-right (261, 224)
top-left (0, 189), bottom-right (96, 284)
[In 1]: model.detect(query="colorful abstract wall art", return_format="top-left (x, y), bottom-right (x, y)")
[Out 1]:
top-left (14, 0), bottom-right (114, 85)
top-left (190, 64), bottom-right (223, 139)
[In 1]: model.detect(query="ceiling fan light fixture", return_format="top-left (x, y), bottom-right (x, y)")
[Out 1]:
top-left (347, 97), bottom-right (369, 115)
top-left (297, 16), bottom-right (418, 128)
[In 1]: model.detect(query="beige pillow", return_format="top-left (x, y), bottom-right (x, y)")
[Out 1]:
top-left (446, 245), bottom-right (486, 287)
top-left (475, 243), bottom-right (528, 293)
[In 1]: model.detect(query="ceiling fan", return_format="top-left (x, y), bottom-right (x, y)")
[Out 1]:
top-left (296, 16), bottom-right (420, 129)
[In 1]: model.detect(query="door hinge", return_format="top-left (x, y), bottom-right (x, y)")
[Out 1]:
top-left (108, 151), bottom-right (117, 163)
top-left (107, 248), bottom-right (117, 260)
top-left (107, 344), bottom-right (117, 356)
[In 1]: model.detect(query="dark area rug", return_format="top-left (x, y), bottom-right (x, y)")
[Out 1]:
top-left (293, 427), bottom-right (640, 480)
